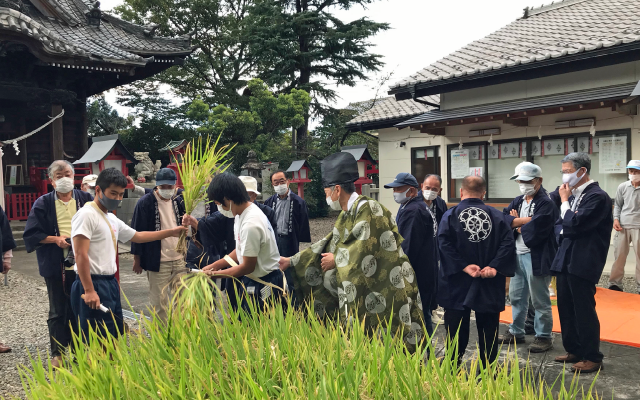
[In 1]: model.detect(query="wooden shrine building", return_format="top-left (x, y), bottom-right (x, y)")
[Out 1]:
top-left (0, 0), bottom-right (192, 218)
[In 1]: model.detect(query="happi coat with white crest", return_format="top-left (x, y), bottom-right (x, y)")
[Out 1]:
top-left (289, 194), bottom-right (425, 347)
top-left (437, 199), bottom-right (516, 313)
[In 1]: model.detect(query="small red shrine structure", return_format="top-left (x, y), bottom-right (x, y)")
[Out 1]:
top-left (286, 160), bottom-right (311, 199)
top-left (73, 134), bottom-right (136, 187)
top-left (159, 140), bottom-right (188, 188)
top-left (341, 145), bottom-right (378, 194)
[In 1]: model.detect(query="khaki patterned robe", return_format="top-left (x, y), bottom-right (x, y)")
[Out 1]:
top-left (290, 195), bottom-right (425, 347)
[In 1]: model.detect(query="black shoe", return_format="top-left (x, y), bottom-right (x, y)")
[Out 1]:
top-left (499, 331), bottom-right (525, 344)
top-left (528, 337), bottom-right (553, 353)
top-left (608, 284), bottom-right (623, 292)
top-left (524, 325), bottom-right (535, 335)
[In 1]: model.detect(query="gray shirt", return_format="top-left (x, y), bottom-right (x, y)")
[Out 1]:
top-left (515, 199), bottom-right (532, 255)
top-left (613, 181), bottom-right (640, 229)
top-left (274, 190), bottom-right (291, 236)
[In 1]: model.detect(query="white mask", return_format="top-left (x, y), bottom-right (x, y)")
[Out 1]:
top-left (326, 187), bottom-right (342, 211)
top-left (393, 188), bottom-right (412, 204)
top-left (54, 177), bottom-right (74, 194)
top-left (629, 174), bottom-right (640, 183)
top-left (422, 189), bottom-right (438, 201)
top-left (562, 168), bottom-right (583, 187)
top-left (158, 188), bottom-right (175, 200)
top-left (274, 184), bottom-right (288, 196)
top-left (218, 203), bottom-right (234, 218)
top-left (518, 183), bottom-right (536, 196)
top-left (87, 188), bottom-right (95, 197)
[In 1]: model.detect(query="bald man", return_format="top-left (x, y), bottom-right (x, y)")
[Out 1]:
top-left (438, 176), bottom-right (516, 368)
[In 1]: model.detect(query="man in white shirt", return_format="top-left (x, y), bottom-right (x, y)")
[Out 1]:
top-left (610, 160), bottom-right (640, 293)
top-left (71, 168), bottom-right (185, 341)
top-left (185, 173), bottom-right (284, 312)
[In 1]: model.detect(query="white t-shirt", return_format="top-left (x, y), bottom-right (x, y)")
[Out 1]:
top-left (515, 199), bottom-right (532, 255)
top-left (71, 204), bottom-right (136, 275)
top-left (234, 203), bottom-right (280, 279)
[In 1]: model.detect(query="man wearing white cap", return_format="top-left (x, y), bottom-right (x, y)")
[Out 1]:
top-left (239, 175), bottom-right (277, 235)
top-left (500, 162), bottom-right (557, 353)
top-left (81, 174), bottom-right (98, 196)
top-left (610, 160), bottom-right (640, 294)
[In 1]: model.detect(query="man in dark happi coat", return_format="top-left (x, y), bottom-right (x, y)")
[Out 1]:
top-left (23, 161), bottom-right (93, 368)
top-left (385, 172), bottom-right (438, 337)
top-left (438, 176), bottom-right (516, 367)
top-left (551, 153), bottom-right (612, 373)
top-left (421, 174), bottom-right (448, 225)
top-left (0, 205), bottom-right (17, 354)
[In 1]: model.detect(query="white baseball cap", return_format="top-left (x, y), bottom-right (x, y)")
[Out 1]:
top-left (81, 174), bottom-right (98, 187)
top-left (510, 162), bottom-right (542, 181)
top-left (239, 175), bottom-right (261, 195)
top-left (627, 160), bottom-right (640, 170)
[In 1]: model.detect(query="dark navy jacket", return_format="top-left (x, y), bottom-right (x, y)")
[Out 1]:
top-left (264, 191), bottom-right (311, 256)
top-left (396, 192), bottom-right (438, 312)
top-left (437, 198), bottom-right (516, 313)
top-left (551, 182), bottom-right (613, 284)
top-left (503, 186), bottom-right (558, 276)
top-left (23, 190), bottom-right (93, 279)
top-left (130, 190), bottom-right (186, 272)
top-left (0, 206), bottom-right (16, 254)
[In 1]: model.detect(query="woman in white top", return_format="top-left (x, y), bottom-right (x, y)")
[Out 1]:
top-left (183, 173), bottom-right (285, 313)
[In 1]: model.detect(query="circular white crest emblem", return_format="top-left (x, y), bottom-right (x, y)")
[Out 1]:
top-left (305, 267), bottom-right (322, 286)
top-left (314, 299), bottom-right (325, 317)
top-left (389, 266), bottom-right (406, 289)
top-left (368, 200), bottom-right (384, 217)
top-left (335, 248), bottom-right (350, 268)
top-left (365, 292), bottom-right (386, 314)
top-left (338, 287), bottom-right (347, 308)
top-left (361, 255), bottom-right (377, 278)
top-left (405, 322), bottom-right (424, 345)
top-left (380, 231), bottom-right (397, 252)
top-left (323, 269), bottom-right (338, 297)
top-left (401, 262), bottom-right (415, 283)
top-left (352, 221), bottom-right (371, 241)
top-left (399, 303), bottom-right (412, 326)
top-left (344, 228), bottom-right (350, 241)
top-left (458, 207), bottom-right (492, 242)
top-left (342, 281), bottom-right (357, 303)
top-left (311, 238), bottom-right (328, 254)
top-left (416, 292), bottom-right (422, 310)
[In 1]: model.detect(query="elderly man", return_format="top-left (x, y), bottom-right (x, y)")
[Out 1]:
top-left (130, 168), bottom-right (186, 321)
top-left (81, 174), bottom-right (98, 195)
top-left (23, 160), bottom-right (93, 367)
top-left (438, 176), bottom-right (516, 367)
top-left (240, 176), bottom-right (277, 230)
top-left (422, 174), bottom-right (448, 224)
top-left (0, 205), bottom-right (17, 354)
top-left (385, 172), bottom-right (437, 337)
top-left (500, 162), bottom-right (557, 353)
top-left (551, 152), bottom-right (612, 373)
top-left (278, 152), bottom-right (425, 349)
top-left (609, 160), bottom-right (640, 293)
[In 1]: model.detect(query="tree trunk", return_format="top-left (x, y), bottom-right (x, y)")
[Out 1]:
top-left (50, 104), bottom-right (64, 161)
top-left (295, 0), bottom-right (310, 155)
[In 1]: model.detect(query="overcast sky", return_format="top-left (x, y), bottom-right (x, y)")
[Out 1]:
top-left (100, 0), bottom-right (535, 116)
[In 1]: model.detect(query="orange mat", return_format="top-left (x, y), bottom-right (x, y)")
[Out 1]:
top-left (499, 287), bottom-right (640, 348)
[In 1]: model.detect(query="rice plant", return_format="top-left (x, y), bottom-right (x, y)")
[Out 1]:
top-left (19, 274), bottom-right (603, 399)
top-left (174, 135), bottom-right (235, 254)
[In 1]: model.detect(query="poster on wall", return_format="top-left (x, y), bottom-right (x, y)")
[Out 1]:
top-left (451, 149), bottom-right (470, 179)
top-left (599, 136), bottom-right (627, 173)
top-left (469, 167), bottom-right (483, 177)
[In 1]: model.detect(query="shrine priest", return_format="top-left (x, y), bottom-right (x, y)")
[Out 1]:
top-left (438, 176), bottom-right (516, 368)
top-left (278, 152), bottom-right (425, 349)
top-left (551, 152), bottom-right (612, 373)
top-left (384, 172), bottom-right (438, 337)
top-left (23, 160), bottom-right (93, 368)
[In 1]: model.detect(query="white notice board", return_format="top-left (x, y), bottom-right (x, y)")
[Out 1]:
top-left (451, 149), bottom-right (470, 179)
top-left (599, 136), bottom-right (627, 173)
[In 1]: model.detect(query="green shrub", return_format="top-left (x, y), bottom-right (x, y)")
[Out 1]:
top-left (20, 275), bottom-right (601, 399)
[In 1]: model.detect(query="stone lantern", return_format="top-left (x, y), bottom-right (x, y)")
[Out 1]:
top-left (241, 150), bottom-right (264, 196)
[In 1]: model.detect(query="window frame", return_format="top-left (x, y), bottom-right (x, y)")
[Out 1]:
top-left (446, 128), bottom-right (631, 202)
top-left (410, 145), bottom-right (441, 183)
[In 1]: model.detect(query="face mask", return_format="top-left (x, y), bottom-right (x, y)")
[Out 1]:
top-left (274, 184), bottom-right (288, 196)
top-left (326, 187), bottom-right (343, 211)
top-left (562, 168), bottom-right (583, 187)
top-left (54, 177), bottom-right (74, 194)
top-left (158, 188), bottom-right (175, 200)
top-left (393, 188), bottom-right (411, 204)
top-left (423, 189), bottom-right (438, 201)
top-left (97, 191), bottom-right (121, 211)
top-left (629, 174), bottom-right (640, 183)
top-left (218, 203), bottom-right (234, 218)
top-left (87, 188), bottom-right (95, 197)
top-left (519, 183), bottom-right (537, 196)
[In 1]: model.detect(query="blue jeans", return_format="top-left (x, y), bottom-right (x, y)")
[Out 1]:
top-left (509, 253), bottom-right (553, 338)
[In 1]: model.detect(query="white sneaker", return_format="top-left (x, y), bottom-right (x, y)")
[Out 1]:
top-left (432, 310), bottom-right (443, 324)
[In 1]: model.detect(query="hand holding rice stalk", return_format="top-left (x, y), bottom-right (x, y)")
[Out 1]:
top-left (175, 135), bottom-right (235, 254)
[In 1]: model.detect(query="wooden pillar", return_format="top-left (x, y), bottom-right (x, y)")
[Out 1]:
top-left (19, 117), bottom-right (28, 184)
top-left (50, 104), bottom-right (64, 161)
top-left (80, 97), bottom-right (89, 154)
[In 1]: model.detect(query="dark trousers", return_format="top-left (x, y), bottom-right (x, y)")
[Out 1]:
top-left (45, 270), bottom-right (77, 357)
top-left (276, 235), bottom-right (297, 304)
top-left (240, 270), bottom-right (286, 313)
top-left (444, 308), bottom-right (500, 367)
top-left (71, 274), bottom-right (124, 342)
top-left (556, 272), bottom-right (603, 363)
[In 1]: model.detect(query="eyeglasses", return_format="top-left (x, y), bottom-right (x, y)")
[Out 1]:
top-left (272, 179), bottom-right (287, 185)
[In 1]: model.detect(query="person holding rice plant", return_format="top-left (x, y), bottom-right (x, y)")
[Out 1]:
top-left (278, 152), bottom-right (425, 348)
top-left (70, 168), bottom-right (186, 341)
top-left (184, 173), bottom-right (285, 312)
top-left (130, 168), bottom-right (187, 321)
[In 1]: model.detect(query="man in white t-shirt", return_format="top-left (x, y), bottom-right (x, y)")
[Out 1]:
top-left (71, 168), bottom-right (186, 341)
top-left (183, 173), bottom-right (284, 312)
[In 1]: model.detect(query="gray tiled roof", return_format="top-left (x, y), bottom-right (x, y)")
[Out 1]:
top-left (345, 95), bottom-right (440, 127)
top-left (390, 0), bottom-right (640, 91)
top-left (0, 0), bottom-right (191, 66)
